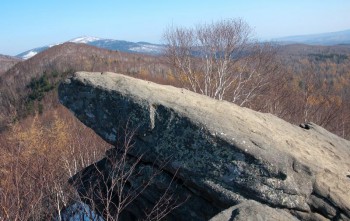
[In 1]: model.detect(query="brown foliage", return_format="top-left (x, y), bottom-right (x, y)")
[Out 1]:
top-left (0, 106), bottom-right (109, 220)
top-left (0, 54), bottom-right (21, 75)
top-left (275, 47), bottom-right (350, 139)
top-left (0, 105), bottom-right (182, 220)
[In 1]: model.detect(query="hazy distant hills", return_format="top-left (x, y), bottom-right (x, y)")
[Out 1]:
top-left (17, 37), bottom-right (165, 60)
top-left (15, 29), bottom-right (350, 60)
top-left (274, 29), bottom-right (350, 45)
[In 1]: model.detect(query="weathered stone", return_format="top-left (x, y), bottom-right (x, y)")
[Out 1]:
top-left (292, 211), bottom-right (331, 221)
top-left (209, 200), bottom-right (299, 221)
top-left (59, 72), bottom-right (350, 220)
top-left (308, 194), bottom-right (338, 219)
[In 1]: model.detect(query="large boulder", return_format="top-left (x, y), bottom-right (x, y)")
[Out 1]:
top-left (59, 71), bottom-right (350, 220)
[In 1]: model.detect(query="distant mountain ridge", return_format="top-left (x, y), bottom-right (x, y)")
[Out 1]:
top-left (274, 29), bottom-right (350, 46)
top-left (17, 29), bottom-right (350, 60)
top-left (17, 36), bottom-right (165, 60)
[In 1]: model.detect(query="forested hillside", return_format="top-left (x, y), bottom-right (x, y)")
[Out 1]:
top-left (0, 54), bottom-right (22, 74)
top-left (276, 44), bottom-right (350, 138)
top-left (0, 43), bottom-right (170, 130)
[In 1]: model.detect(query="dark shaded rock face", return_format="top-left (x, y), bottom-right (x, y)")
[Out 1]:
top-left (59, 72), bottom-right (350, 221)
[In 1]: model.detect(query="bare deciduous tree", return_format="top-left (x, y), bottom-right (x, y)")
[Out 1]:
top-left (163, 18), bottom-right (279, 106)
top-left (68, 124), bottom-right (185, 221)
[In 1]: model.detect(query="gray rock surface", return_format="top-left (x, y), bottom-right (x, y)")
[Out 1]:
top-left (59, 71), bottom-right (350, 220)
top-left (210, 200), bottom-right (299, 221)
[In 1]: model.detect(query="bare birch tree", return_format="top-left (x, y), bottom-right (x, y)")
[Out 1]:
top-left (163, 18), bottom-right (279, 106)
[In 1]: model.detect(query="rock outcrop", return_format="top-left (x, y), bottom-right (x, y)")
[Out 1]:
top-left (59, 71), bottom-right (350, 221)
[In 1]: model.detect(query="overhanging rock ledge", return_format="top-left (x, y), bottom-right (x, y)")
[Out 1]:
top-left (59, 71), bottom-right (350, 221)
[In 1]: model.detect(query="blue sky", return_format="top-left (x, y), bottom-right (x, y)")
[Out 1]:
top-left (1, 0), bottom-right (349, 55)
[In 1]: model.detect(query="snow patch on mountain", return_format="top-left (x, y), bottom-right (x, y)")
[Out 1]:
top-left (48, 43), bottom-right (60, 48)
top-left (21, 51), bottom-right (38, 60)
top-left (69, 36), bottom-right (102, 44)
